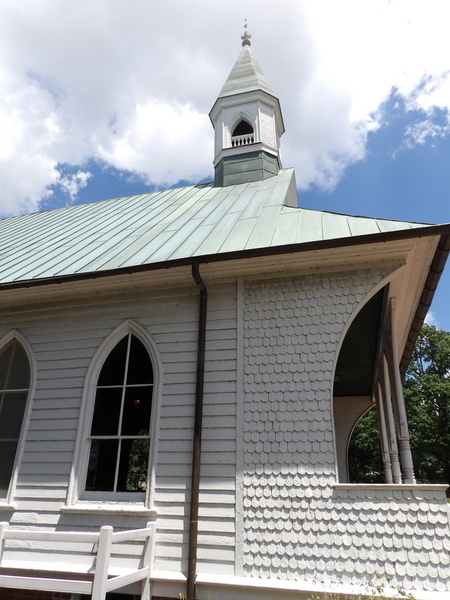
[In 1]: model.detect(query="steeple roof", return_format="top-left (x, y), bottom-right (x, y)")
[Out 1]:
top-left (218, 44), bottom-right (275, 98)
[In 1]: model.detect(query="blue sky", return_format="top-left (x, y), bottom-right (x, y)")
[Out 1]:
top-left (1, 0), bottom-right (450, 329)
top-left (301, 94), bottom-right (450, 331)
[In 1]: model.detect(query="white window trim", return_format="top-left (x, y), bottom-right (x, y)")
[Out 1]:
top-left (227, 110), bottom-right (258, 147)
top-left (64, 319), bottom-right (161, 516)
top-left (0, 330), bottom-right (36, 511)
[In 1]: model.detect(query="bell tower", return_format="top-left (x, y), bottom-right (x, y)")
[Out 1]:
top-left (209, 23), bottom-right (285, 187)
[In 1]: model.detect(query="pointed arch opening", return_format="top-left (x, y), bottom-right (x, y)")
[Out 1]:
top-left (65, 320), bottom-right (160, 512)
top-left (0, 336), bottom-right (32, 499)
top-left (231, 119), bottom-right (254, 146)
top-left (85, 332), bottom-right (154, 496)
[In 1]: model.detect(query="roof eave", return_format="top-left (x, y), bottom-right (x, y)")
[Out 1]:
top-left (399, 232), bottom-right (450, 376)
top-left (2, 222), bottom-right (449, 292)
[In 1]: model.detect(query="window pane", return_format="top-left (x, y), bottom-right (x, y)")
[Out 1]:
top-left (116, 437), bottom-right (150, 492)
top-left (0, 440), bottom-right (18, 498)
top-left (0, 392), bottom-right (28, 439)
top-left (6, 344), bottom-right (30, 389)
top-left (0, 341), bottom-right (30, 390)
top-left (85, 439), bottom-right (118, 491)
top-left (91, 388), bottom-right (122, 435)
top-left (0, 343), bottom-right (14, 390)
top-left (121, 386), bottom-right (152, 436)
top-left (98, 336), bottom-right (128, 386)
top-left (126, 336), bottom-right (153, 384)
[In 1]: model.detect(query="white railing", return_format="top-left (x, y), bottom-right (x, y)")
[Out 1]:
top-left (231, 133), bottom-right (254, 147)
top-left (0, 521), bottom-right (155, 600)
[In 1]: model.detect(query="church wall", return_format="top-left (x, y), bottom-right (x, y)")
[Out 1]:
top-left (239, 266), bottom-right (450, 595)
top-left (0, 279), bottom-right (237, 577)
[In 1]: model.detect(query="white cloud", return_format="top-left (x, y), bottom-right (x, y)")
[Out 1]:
top-left (58, 170), bottom-right (92, 201)
top-left (1, 0), bottom-right (450, 214)
top-left (405, 119), bottom-right (450, 148)
top-left (425, 310), bottom-right (438, 327)
top-left (97, 100), bottom-right (212, 188)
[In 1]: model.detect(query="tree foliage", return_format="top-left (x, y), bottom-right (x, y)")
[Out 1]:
top-left (403, 324), bottom-right (450, 484)
top-left (348, 407), bottom-right (384, 483)
top-left (348, 324), bottom-right (450, 485)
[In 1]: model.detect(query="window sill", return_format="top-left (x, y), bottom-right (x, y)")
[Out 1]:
top-left (61, 502), bottom-right (157, 517)
top-left (0, 502), bottom-right (16, 511)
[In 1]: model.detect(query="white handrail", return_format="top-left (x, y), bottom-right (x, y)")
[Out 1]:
top-left (231, 133), bottom-right (254, 147)
top-left (1, 529), bottom-right (99, 543)
top-left (111, 526), bottom-right (153, 543)
top-left (0, 521), bottom-right (155, 600)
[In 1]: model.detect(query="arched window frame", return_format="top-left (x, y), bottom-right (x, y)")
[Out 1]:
top-left (64, 320), bottom-right (160, 516)
top-left (0, 330), bottom-right (36, 510)
top-left (228, 111), bottom-right (257, 147)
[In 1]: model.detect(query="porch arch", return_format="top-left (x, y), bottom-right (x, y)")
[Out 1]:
top-left (333, 288), bottom-right (384, 482)
top-left (332, 285), bottom-right (415, 484)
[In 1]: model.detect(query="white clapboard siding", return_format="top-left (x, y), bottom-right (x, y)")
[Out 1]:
top-left (14, 485), bottom-right (67, 499)
top-left (153, 281), bottom-right (237, 573)
top-left (1, 280), bottom-right (237, 577)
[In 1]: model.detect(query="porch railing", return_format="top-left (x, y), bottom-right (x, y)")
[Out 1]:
top-left (0, 521), bottom-right (155, 600)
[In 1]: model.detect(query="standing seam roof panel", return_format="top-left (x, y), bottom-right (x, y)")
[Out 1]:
top-left (0, 169), bottom-right (431, 286)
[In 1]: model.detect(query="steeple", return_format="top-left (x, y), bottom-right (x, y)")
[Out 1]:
top-left (209, 23), bottom-right (285, 187)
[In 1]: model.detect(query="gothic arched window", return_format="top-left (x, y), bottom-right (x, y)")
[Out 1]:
top-left (232, 120), bottom-right (254, 136)
top-left (0, 339), bottom-right (31, 498)
top-left (85, 333), bottom-right (153, 493)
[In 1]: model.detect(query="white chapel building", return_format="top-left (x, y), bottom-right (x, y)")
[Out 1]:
top-left (0, 28), bottom-right (449, 600)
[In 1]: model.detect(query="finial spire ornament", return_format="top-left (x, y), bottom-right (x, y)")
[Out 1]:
top-left (241, 19), bottom-right (252, 47)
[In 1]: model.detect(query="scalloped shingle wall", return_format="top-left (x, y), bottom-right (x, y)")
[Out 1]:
top-left (242, 267), bottom-right (450, 593)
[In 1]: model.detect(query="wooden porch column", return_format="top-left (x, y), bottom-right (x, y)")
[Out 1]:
top-left (385, 299), bottom-right (416, 484)
top-left (374, 381), bottom-right (393, 483)
top-left (381, 355), bottom-right (402, 483)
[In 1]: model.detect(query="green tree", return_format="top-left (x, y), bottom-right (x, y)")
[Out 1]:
top-left (349, 324), bottom-right (450, 485)
top-left (403, 323), bottom-right (450, 484)
top-left (348, 407), bottom-right (384, 483)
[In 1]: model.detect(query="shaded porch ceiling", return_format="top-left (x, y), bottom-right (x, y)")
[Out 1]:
top-left (333, 288), bottom-right (384, 397)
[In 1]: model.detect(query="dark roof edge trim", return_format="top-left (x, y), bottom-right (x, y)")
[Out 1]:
top-left (2, 222), bottom-right (450, 293)
top-left (400, 232), bottom-right (450, 377)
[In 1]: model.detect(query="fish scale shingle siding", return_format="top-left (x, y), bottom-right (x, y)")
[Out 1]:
top-left (241, 265), bottom-right (450, 593)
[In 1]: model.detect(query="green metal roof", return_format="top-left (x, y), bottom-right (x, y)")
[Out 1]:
top-left (218, 45), bottom-right (275, 98)
top-left (0, 169), bottom-right (430, 287)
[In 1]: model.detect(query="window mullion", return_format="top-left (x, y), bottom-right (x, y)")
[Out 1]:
top-left (113, 438), bottom-right (122, 492)
top-left (113, 334), bottom-right (132, 491)
top-left (117, 334), bottom-right (131, 436)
